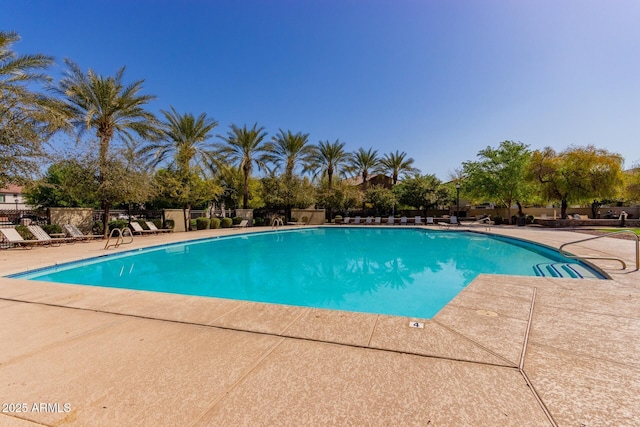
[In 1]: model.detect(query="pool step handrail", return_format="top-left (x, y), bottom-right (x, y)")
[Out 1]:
top-left (558, 230), bottom-right (639, 271)
top-left (104, 227), bottom-right (134, 249)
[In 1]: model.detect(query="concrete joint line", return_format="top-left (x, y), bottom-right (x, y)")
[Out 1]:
top-left (519, 287), bottom-right (558, 427)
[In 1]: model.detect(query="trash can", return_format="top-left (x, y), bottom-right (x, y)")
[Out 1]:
top-left (517, 215), bottom-right (526, 226)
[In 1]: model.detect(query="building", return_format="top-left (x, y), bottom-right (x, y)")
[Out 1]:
top-left (0, 184), bottom-right (28, 210)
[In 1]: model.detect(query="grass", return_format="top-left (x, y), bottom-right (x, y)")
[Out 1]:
top-left (597, 228), bottom-right (640, 234)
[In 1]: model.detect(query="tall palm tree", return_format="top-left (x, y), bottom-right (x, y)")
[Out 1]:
top-left (350, 147), bottom-right (381, 193)
top-left (56, 59), bottom-right (160, 236)
top-left (0, 31), bottom-right (63, 187)
top-left (140, 106), bottom-right (218, 175)
top-left (381, 150), bottom-right (419, 185)
top-left (264, 129), bottom-right (314, 179)
top-left (216, 123), bottom-right (268, 209)
top-left (309, 140), bottom-right (352, 191)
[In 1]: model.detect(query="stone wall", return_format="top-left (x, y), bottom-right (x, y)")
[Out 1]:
top-left (49, 208), bottom-right (94, 232)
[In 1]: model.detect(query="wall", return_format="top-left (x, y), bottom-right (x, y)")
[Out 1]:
top-left (164, 209), bottom-right (187, 232)
top-left (49, 208), bottom-right (94, 232)
top-left (291, 209), bottom-right (326, 225)
top-left (235, 209), bottom-right (254, 226)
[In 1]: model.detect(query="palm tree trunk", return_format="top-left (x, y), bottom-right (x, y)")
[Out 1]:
top-left (243, 170), bottom-right (249, 209)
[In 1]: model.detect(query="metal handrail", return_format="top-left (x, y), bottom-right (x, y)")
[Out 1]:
top-left (104, 227), bottom-right (134, 249)
top-left (559, 230), bottom-right (639, 270)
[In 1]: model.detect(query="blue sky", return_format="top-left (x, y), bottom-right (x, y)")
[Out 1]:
top-left (3, 0), bottom-right (640, 180)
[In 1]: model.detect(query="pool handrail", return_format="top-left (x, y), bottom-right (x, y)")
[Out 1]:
top-left (558, 230), bottom-right (639, 270)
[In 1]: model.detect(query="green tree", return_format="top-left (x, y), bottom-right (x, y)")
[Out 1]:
top-left (56, 59), bottom-right (160, 236)
top-left (365, 185), bottom-right (396, 215)
top-left (264, 129), bottom-right (314, 179)
top-left (23, 159), bottom-right (99, 208)
top-left (315, 178), bottom-right (362, 218)
top-left (216, 123), bottom-right (268, 209)
top-left (0, 31), bottom-right (64, 187)
top-left (140, 107), bottom-right (219, 230)
top-left (394, 174), bottom-right (443, 216)
top-left (309, 140), bottom-right (352, 219)
top-left (260, 174), bottom-right (315, 214)
top-left (623, 164), bottom-right (640, 204)
top-left (380, 150), bottom-right (419, 185)
top-left (527, 145), bottom-right (624, 218)
top-left (462, 141), bottom-right (532, 223)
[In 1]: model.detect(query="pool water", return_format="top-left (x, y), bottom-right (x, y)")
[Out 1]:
top-left (12, 228), bottom-right (603, 319)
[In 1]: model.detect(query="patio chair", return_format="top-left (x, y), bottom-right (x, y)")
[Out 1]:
top-left (415, 216), bottom-right (424, 225)
top-left (233, 219), bottom-right (249, 228)
top-left (27, 225), bottom-right (74, 246)
top-left (353, 216), bottom-right (362, 225)
top-left (342, 217), bottom-right (350, 225)
top-left (0, 227), bottom-right (41, 249)
top-left (364, 216), bottom-right (373, 225)
top-left (63, 224), bottom-right (103, 241)
top-left (461, 215), bottom-right (494, 231)
top-left (374, 217), bottom-right (381, 225)
top-left (145, 221), bottom-right (172, 233)
top-left (386, 216), bottom-right (395, 225)
top-left (400, 216), bottom-right (408, 225)
top-left (438, 216), bottom-right (458, 228)
top-left (129, 221), bottom-right (155, 235)
top-left (426, 217), bottom-right (434, 225)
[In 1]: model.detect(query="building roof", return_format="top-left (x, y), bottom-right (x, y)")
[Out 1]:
top-left (0, 184), bottom-right (23, 194)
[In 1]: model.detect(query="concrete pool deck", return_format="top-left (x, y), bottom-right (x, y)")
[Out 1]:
top-left (0, 226), bottom-right (638, 426)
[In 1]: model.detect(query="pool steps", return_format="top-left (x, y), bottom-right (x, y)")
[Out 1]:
top-left (533, 263), bottom-right (600, 279)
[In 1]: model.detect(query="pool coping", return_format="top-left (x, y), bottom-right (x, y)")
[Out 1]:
top-left (1, 225), bottom-right (639, 426)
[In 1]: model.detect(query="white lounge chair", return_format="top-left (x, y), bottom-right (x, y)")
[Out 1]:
top-left (387, 216), bottom-right (395, 225)
top-left (365, 216), bottom-right (373, 225)
top-left (64, 224), bottom-right (102, 240)
top-left (342, 217), bottom-right (350, 225)
top-left (233, 219), bottom-right (249, 228)
top-left (353, 216), bottom-right (362, 225)
top-left (129, 221), bottom-right (155, 235)
top-left (145, 221), bottom-right (172, 233)
top-left (0, 227), bottom-right (41, 249)
top-left (400, 216), bottom-right (407, 225)
top-left (414, 216), bottom-right (424, 225)
top-left (374, 217), bottom-right (381, 225)
top-left (461, 215), bottom-right (494, 230)
top-left (426, 217), bottom-right (434, 225)
top-left (439, 216), bottom-right (458, 228)
top-left (27, 225), bottom-right (74, 245)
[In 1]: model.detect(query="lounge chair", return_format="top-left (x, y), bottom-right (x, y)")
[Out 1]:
top-left (414, 216), bottom-right (424, 226)
top-left (386, 216), bottom-right (395, 225)
top-left (233, 219), bottom-right (249, 228)
top-left (439, 216), bottom-right (458, 228)
top-left (0, 227), bottom-right (41, 249)
top-left (400, 216), bottom-right (407, 226)
top-left (129, 221), bottom-right (155, 235)
top-left (145, 221), bottom-right (171, 233)
top-left (364, 216), bottom-right (373, 225)
top-left (27, 225), bottom-right (74, 246)
top-left (353, 216), bottom-right (362, 225)
top-left (342, 217), bottom-right (350, 225)
top-left (374, 217), bottom-right (381, 225)
top-left (426, 217), bottom-right (434, 225)
top-left (64, 224), bottom-right (102, 241)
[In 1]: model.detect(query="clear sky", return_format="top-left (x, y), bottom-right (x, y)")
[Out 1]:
top-left (3, 0), bottom-right (640, 180)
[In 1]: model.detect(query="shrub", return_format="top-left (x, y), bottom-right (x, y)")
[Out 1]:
top-left (493, 215), bottom-right (503, 225)
top-left (93, 221), bottom-right (104, 235)
top-left (232, 216), bottom-right (243, 225)
top-left (221, 217), bottom-right (233, 228)
top-left (210, 218), bottom-right (221, 229)
top-left (196, 217), bottom-right (210, 230)
top-left (15, 225), bottom-right (34, 240)
top-left (301, 216), bottom-right (309, 224)
top-left (190, 219), bottom-right (197, 230)
top-left (136, 219), bottom-right (148, 229)
top-left (511, 215), bottom-right (518, 225)
top-left (41, 224), bottom-right (62, 235)
top-left (526, 215), bottom-right (535, 224)
top-left (254, 217), bottom-right (265, 226)
top-left (108, 220), bottom-right (128, 232)
top-left (290, 217), bottom-right (298, 222)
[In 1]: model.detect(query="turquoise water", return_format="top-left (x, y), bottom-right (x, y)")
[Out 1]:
top-left (12, 228), bottom-right (603, 318)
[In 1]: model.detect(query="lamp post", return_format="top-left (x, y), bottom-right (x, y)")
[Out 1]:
top-left (455, 182), bottom-right (460, 219)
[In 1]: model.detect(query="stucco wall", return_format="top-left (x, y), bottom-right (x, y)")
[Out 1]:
top-left (49, 208), bottom-right (94, 232)
top-left (291, 209), bottom-right (326, 225)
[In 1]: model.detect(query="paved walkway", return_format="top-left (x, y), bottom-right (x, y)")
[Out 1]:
top-left (0, 226), bottom-right (638, 426)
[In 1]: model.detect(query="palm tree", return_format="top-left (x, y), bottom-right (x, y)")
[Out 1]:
top-left (216, 123), bottom-right (268, 209)
top-left (350, 147), bottom-right (381, 193)
top-left (264, 129), bottom-right (314, 179)
top-left (56, 59), bottom-right (160, 236)
top-left (140, 106), bottom-right (218, 175)
top-left (0, 31), bottom-right (63, 187)
top-left (381, 150), bottom-right (419, 185)
top-left (309, 140), bottom-right (352, 191)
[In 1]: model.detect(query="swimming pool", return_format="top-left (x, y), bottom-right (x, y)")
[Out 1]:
top-left (11, 228), bottom-right (604, 318)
